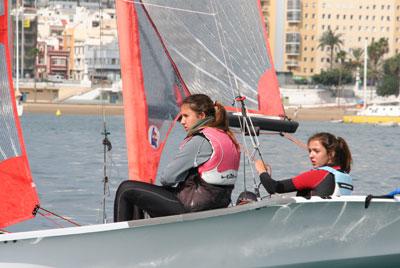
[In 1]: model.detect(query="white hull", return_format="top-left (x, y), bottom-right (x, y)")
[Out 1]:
top-left (1, 196), bottom-right (399, 267)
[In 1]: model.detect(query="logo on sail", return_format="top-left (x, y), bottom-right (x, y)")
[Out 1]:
top-left (148, 125), bottom-right (160, 149)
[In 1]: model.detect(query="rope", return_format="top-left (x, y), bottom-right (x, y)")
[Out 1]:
top-left (38, 207), bottom-right (81, 227)
top-left (37, 211), bottom-right (65, 228)
top-left (280, 132), bottom-right (308, 150)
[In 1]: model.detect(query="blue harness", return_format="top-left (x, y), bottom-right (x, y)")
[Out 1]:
top-left (317, 166), bottom-right (353, 195)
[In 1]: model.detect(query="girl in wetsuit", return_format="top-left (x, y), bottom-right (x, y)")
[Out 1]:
top-left (114, 94), bottom-right (240, 222)
top-left (255, 132), bottom-right (353, 198)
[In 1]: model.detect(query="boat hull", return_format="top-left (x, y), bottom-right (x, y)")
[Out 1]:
top-left (343, 115), bottom-right (400, 124)
top-left (1, 196), bottom-right (400, 267)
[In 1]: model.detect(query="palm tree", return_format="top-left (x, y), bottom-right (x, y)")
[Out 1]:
top-left (350, 48), bottom-right (364, 67)
top-left (318, 29), bottom-right (344, 70)
top-left (367, 38), bottom-right (389, 86)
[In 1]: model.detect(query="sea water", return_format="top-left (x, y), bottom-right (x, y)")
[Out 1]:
top-left (8, 114), bottom-right (400, 232)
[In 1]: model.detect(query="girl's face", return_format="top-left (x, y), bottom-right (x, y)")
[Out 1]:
top-left (180, 104), bottom-right (205, 132)
top-left (308, 139), bottom-right (333, 168)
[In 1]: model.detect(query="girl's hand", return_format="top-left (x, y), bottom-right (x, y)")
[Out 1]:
top-left (255, 160), bottom-right (271, 176)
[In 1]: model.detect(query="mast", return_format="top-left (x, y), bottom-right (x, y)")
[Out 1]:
top-left (15, 0), bottom-right (19, 92)
top-left (363, 39), bottom-right (368, 110)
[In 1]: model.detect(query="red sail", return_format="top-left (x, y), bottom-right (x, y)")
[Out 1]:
top-left (116, 0), bottom-right (286, 183)
top-left (0, 0), bottom-right (40, 228)
top-left (256, 0), bottom-right (285, 117)
top-left (116, 0), bottom-right (187, 183)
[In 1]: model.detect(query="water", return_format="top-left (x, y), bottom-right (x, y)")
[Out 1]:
top-left (8, 114), bottom-right (400, 232)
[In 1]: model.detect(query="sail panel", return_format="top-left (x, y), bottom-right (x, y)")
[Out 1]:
top-left (0, 0), bottom-right (39, 228)
top-left (116, 0), bottom-right (186, 183)
top-left (0, 45), bottom-right (22, 159)
top-left (140, 0), bottom-right (284, 116)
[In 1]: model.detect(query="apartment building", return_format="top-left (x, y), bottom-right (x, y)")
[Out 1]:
top-left (262, 0), bottom-right (400, 78)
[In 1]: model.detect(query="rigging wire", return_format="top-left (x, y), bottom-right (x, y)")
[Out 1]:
top-left (118, 0), bottom-right (216, 16)
top-left (210, 0), bottom-right (265, 198)
top-left (36, 206), bottom-right (81, 227)
top-left (97, 0), bottom-right (112, 224)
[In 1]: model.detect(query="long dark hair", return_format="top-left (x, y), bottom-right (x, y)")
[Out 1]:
top-left (308, 132), bottom-right (352, 173)
top-left (181, 94), bottom-right (239, 148)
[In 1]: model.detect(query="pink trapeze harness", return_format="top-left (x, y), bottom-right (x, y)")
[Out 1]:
top-left (197, 128), bottom-right (240, 185)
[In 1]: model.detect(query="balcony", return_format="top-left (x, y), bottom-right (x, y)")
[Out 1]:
top-left (285, 44), bottom-right (300, 55)
top-left (287, 10), bottom-right (301, 23)
top-left (287, 0), bottom-right (301, 23)
top-left (286, 32), bottom-right (301, 43)
top-left (286, 60), bottom-right (299, 67)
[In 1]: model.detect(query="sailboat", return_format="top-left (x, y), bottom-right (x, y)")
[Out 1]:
top-left (343, 41), bottom-right (400, 125)
top-left (1, 0), bottom-right (400, 267)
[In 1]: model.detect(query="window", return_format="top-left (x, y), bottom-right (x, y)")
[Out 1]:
top-left (350, 15), bottom-right (353, 19)
top-left (310, 68), bottom-right (314, 73)
top-left (359, 15), bottom-right (362, 20)
top-left (322, 14), bottom-right (325, 19)
top-left (311, 57), bottom-right (314, 62)
top-left (343, 15), bottom-right (346, 19)
top-left (303, 57), bottom-right (307, 61)
top-left (328, 14), bottom-right (331, 19)
top-left (336, 14), bottom-right (340, 19)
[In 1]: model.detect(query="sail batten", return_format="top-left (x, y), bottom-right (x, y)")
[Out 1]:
top-left (0, 0), bottom-right (39, 228)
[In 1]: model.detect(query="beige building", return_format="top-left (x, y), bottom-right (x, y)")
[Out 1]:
top-left (262, 0), bottom-right (400, 78)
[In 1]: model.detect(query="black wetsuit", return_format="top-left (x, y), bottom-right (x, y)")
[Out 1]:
top-left (260, 166), bottom-right (341, 198)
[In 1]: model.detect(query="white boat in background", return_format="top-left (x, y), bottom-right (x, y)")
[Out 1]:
top-left (343, 102), bottom-right (400, 125)
top-left (1, 0), bottom-right (400, 267)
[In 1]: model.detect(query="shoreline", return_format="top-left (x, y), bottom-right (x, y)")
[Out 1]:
top-left (23, 103), bottom-right (353, 121)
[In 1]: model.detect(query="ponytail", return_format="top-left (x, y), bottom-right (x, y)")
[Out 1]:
top-left (208, 101), bottom-right (239, 149)
top-left (336, 137), bottom-right (352, 173)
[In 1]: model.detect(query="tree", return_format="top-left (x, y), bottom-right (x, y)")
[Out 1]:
top-left (350, 48), bottom-right (364, 68)
top-left (367, 38), bottom-right (389, 86)
top-left (377, 54), bottom-right (400, 96)
top-left (318, 29), bottom-right (344, 70)
top-left (312, 69), bottom-right (353, 86)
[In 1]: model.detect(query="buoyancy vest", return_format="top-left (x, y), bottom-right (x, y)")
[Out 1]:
top-left (176, 127), bottom-right (240, 212)
top-left (317, 166), bottom-right (353, 196)
top-left (197, 127), bottom-right (240, 185)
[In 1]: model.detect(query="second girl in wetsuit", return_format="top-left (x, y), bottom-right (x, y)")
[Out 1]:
top-left (255, 132), bottom-right (353, 198)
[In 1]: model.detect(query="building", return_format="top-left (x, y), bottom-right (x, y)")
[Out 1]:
top-left (262, 0), bottom-right (400, 78)
top-left (12, 7), bottom-right (38, 79)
